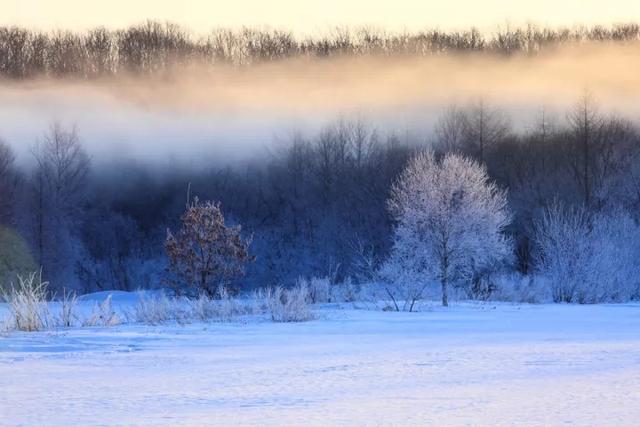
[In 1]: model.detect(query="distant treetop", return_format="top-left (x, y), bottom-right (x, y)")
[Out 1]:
top-left (1, 21), bottom-right (640, 79)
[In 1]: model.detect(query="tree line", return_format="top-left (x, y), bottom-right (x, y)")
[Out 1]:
top-left (1, 22), bottom-right (640, 78)
top-left (1, 94), bottom-right (639, 302)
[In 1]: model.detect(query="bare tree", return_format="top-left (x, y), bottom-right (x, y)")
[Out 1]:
top-left (2, 23), bottom-right (640, 78)
top-left (462, 99), bottom-right (511, 162)
top-left (435, 101), bottom-right (510, 162)
top-left (434, 105), bottom-right (467, 153)
top-left (33, 123), bottom-right (90, 208)
top-left (29, 122), bottom-right (90, 289)
top-left (567, 91), bottom-right (602, 206)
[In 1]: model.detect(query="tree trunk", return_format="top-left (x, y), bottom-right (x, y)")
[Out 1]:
top-left (441, 278), bottom-right (449, 307)
top-left (200, 270), bottom-right (207, 294)
top-left (583, 105), bottom-right (590, 207)
top-left (441, 251), bottom-right (449, 307)
top-left (37, 172), bottom-right (44, 270)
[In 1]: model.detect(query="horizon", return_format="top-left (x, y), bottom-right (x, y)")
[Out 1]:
top-left (4, 0), bottom-right (640, 35)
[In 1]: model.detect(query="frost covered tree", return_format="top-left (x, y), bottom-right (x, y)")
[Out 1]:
top-left (534, 204), bottom-right (640, 303)
top-left (383, 151), bottom-right (512, 307)
top-left (533, 204), bottom-right (591, 303)
top-left (165, 198), bottom-right (252, 297)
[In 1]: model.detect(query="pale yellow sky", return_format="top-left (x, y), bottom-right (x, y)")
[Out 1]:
top-left (2, 0), bottom-right (640, 34)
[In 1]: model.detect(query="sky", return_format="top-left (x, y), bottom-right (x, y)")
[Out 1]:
top-left (3, 0), bottom-right (640, 35)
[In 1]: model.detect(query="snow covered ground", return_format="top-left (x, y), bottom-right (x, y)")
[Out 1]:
top-left (1, 300), bottom-right (639, 426)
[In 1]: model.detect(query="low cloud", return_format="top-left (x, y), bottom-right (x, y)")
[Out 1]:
top-left (1, 42), bottom-right (639, 167)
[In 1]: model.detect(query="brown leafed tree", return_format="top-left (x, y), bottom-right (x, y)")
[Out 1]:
top-left (165, 198), bottom-right (252, 296)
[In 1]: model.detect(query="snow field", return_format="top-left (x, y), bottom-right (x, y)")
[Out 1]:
top-left (1, 300), bottom-right (639, 426)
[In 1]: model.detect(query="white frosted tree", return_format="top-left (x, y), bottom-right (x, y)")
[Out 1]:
top-left (383, 151), bottom-right (512, 308)
top-left (532, 204), bottom-right (592, 303)
top-left (534, 204), bottom-right (640, 303)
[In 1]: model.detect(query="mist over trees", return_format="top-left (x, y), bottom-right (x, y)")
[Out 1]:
top-left (0, 91), bottom-right (639, 302)
top-left (25, 124), bottom-right (90, 291)
top-left (1, 22), bottom-right (640, 78)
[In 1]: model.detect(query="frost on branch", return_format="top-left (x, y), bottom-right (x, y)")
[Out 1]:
top-left (382, 151), bottom-right (512, 308)
top-left (165, 198), bottom-right (253, 297)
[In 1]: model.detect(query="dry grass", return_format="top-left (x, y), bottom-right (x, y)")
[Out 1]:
top-left (58, 289), bottom-right (79, 327)
top-left (83, 295), bottom-right (121, 327)
top-left (267, 283), bottom-right (314, 322)
top-left (3, 272), bottom-right (51, 332)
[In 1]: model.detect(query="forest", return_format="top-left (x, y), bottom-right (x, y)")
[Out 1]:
top-left (1, 95), bottom-right (639, 304)
top-left (1, 21), bottom-right (640, 78)
top-left (1, 23), bottom-right (640, 305)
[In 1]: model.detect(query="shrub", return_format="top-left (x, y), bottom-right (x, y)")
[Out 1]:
top-left (189, 287), bottom-right (244, 322)
top-left (134, 286), bottom-right (262, 325)
top-left (488, 273), bottom-right (550, 304)
top-left (534, 205), bottom-right (640, 303)
top-left (267, 283), bottom-right (314, 322)
top-left (165, 198), bottom-right (253, 297)
top-left (189, 294), bottom-right (217, 321)
top-left (329, 277), bottom-right (360, 303)
top-left (249, 288), bottom-right (269, 314)
top-left (134, 292), bottom-right (185, 325)
top-left (58, 289), bottom-right (79, 327)
top-left (4, 271), bottom-right (51, 331)
top-left (83, 295), bottom-right (121, 327)
top-left (305, 276), bottom-right (331, 303)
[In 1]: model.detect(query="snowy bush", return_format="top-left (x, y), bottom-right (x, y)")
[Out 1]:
top-left (592, 214), bottom-right (640, 301)
top-left (3, 272), bottom-right (52, 332)
top-left (188, 293), bottom-right (217, 321)
top-left (83, 295), bottom-right (121, 327)
top-left (330, 277), bottom-right (361, 303)
top-left (58, 289), bottom-right (79, 327)
top-left (304, 276), bottom-right (331, 303)
top-left (534, 205), bottom-right (640, 303)
top-left (1, 282), bottom-right (283, 332)
top-left (2, 273), bottom-right (84, 331)
top-left (267, 283), bottom-right (314, 322)
top-left (134, 292), bottom-right (186, 325)
top-left (249, 288), bottom-right (269, 314)
top-left (189, 286), bottom-right (247, 322)
top-left (134, 286), bottom-right (253, 325)
top-left (488, 273), bottom-right (550, 303)
top-left (382, 151), bottom-right (512, 308)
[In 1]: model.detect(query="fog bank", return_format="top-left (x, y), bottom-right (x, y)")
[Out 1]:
top-left (2, 42), bottom-right (639, 167)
